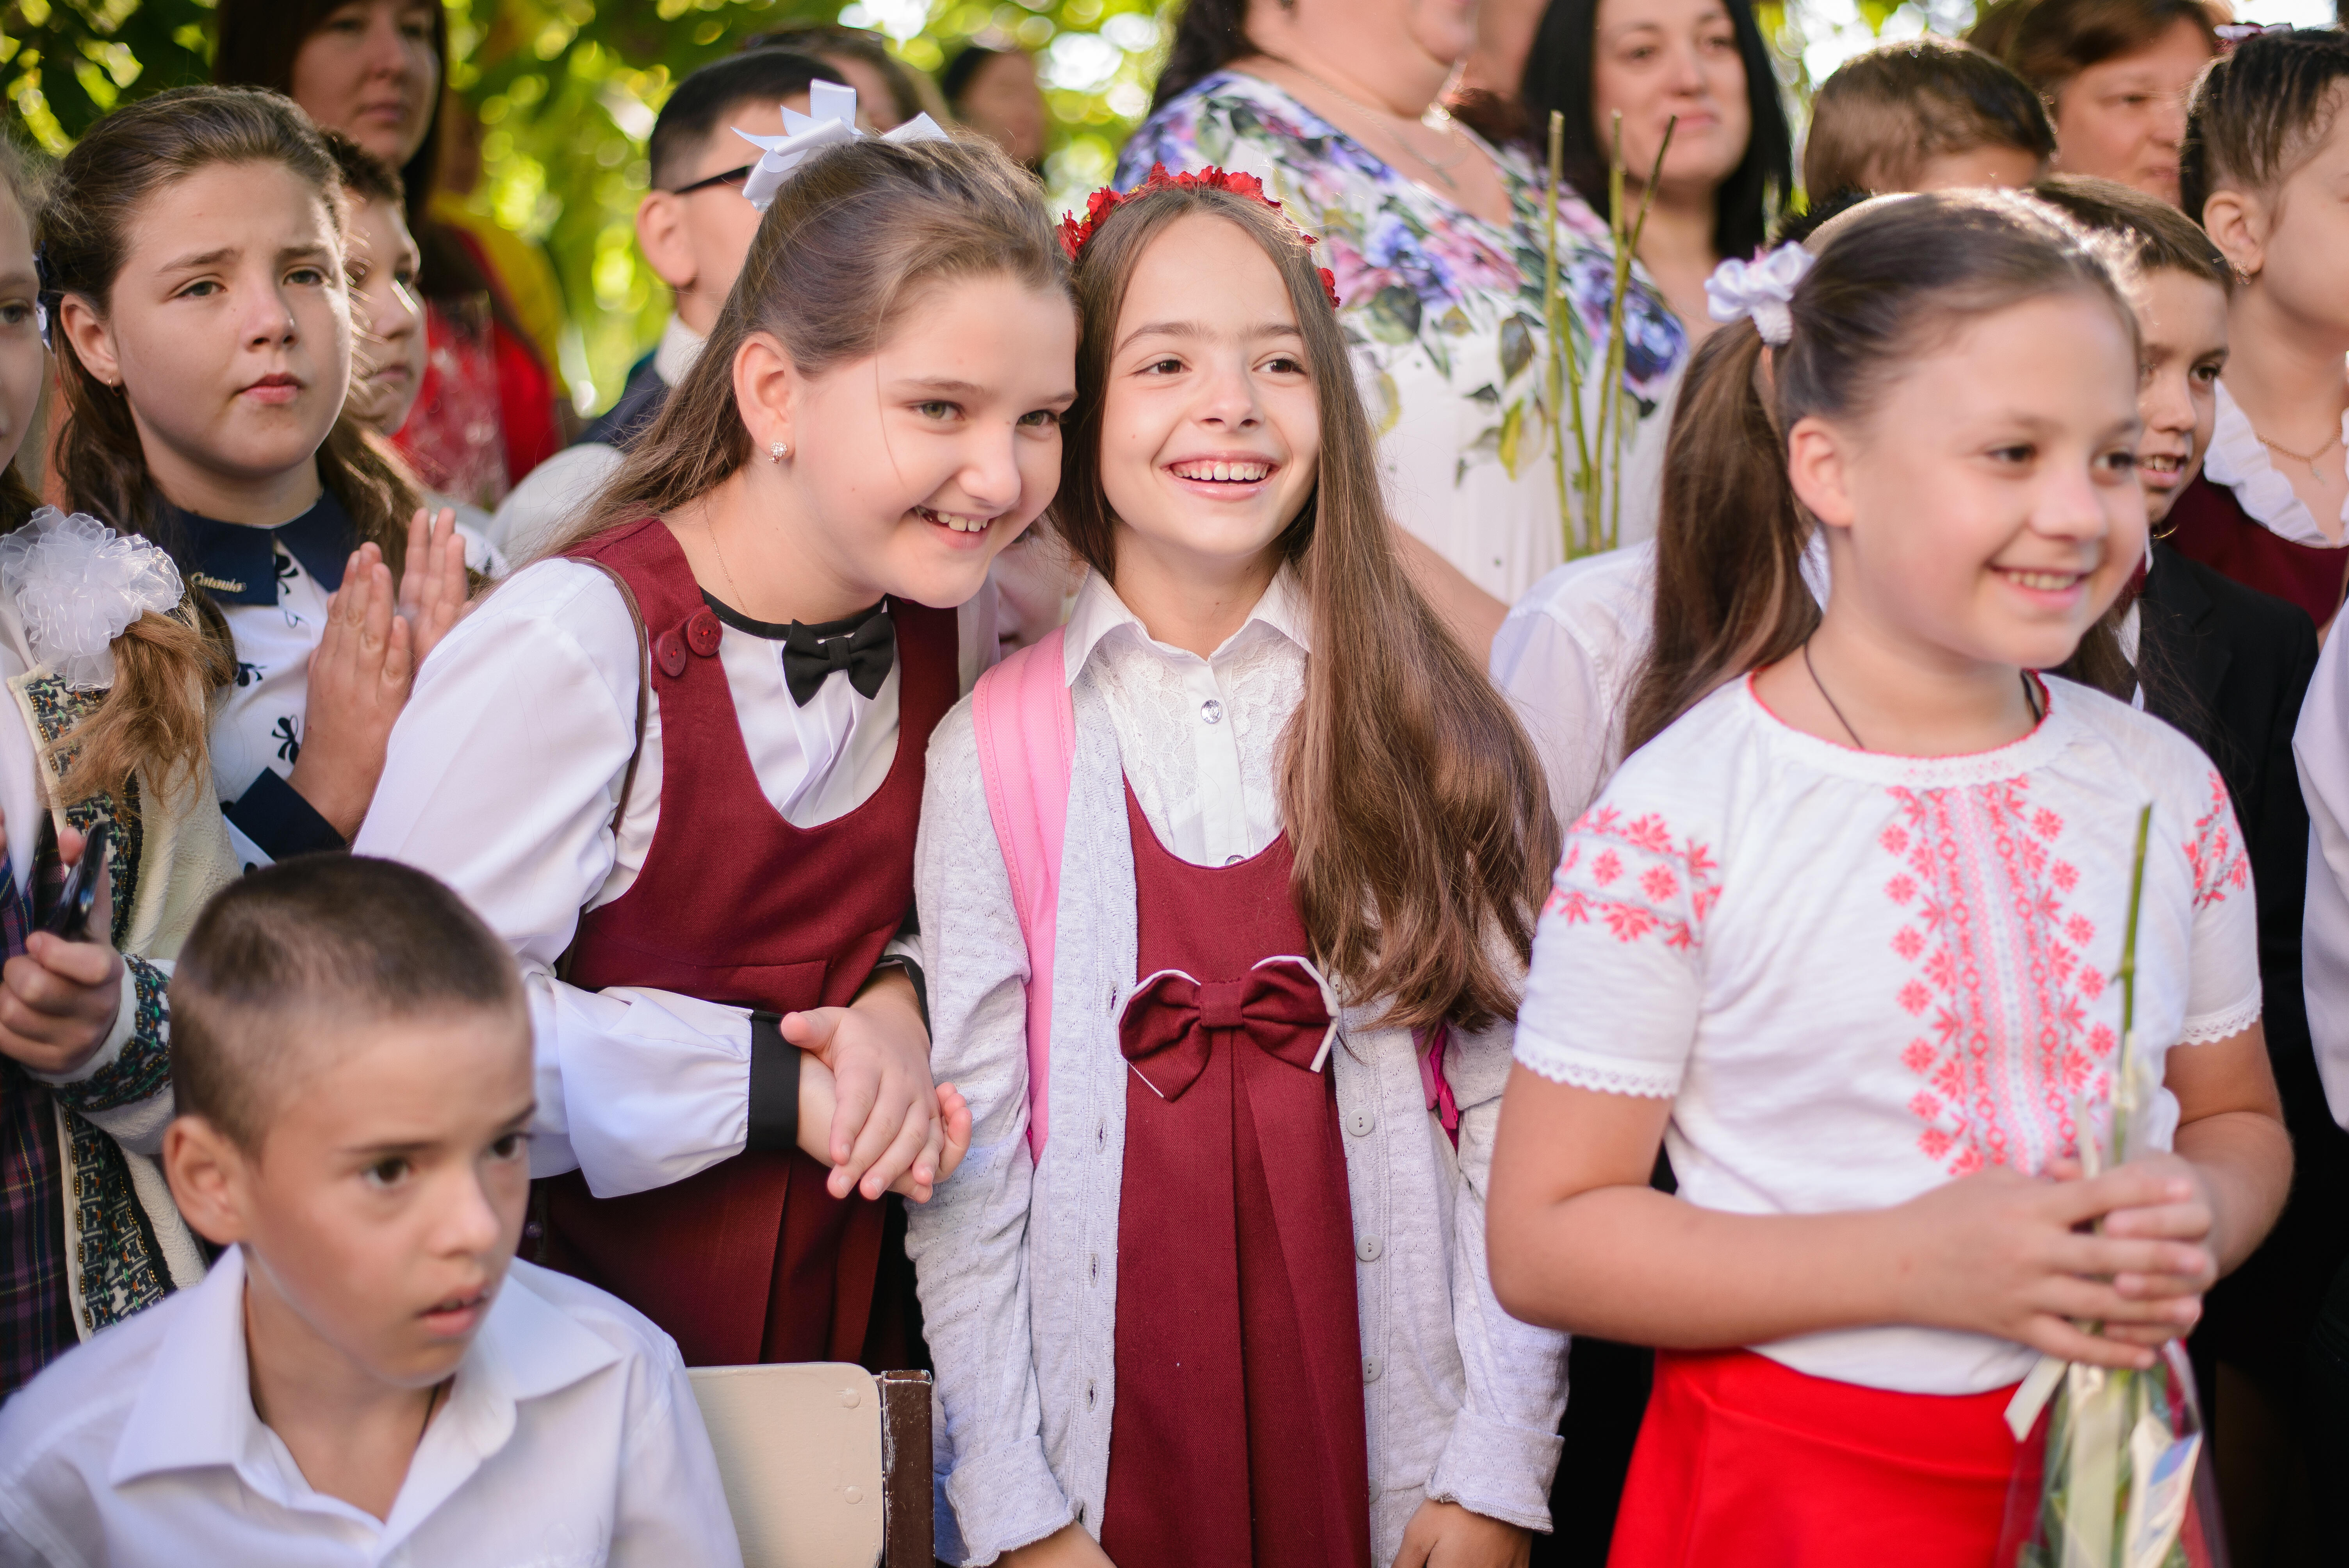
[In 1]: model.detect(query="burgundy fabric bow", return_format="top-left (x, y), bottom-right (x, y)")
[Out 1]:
top-left (1119, 958), bottom-right (1334, 1100)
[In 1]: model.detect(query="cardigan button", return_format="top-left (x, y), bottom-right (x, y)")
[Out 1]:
top-left (1357, 1235), bottom-right (1383, 1262)
top-left (1362, 1356), bottom-right (1381, 1384)
top-left (1346, 1108), bottom-right (1375, 1137)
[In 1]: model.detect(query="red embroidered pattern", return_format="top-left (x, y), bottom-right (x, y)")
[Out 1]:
top-left (1883, 779), bottom-right (2112, 1176)
top-left (2186, 771), bottom-right (2250, 911)
top-left (1544, 806), bottom-right (1720, 951)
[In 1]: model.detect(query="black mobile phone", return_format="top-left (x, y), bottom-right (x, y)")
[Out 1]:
top-left (43, 821), bottom-right (110, 943)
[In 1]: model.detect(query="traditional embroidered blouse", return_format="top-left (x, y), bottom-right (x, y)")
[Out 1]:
top-left (1119, 72), bottom-right (1687, 603)
top-left (1516, 674), bottom-right (2261, 1395)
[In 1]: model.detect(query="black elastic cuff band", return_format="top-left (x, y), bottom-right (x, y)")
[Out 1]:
top-left (224, 768), bottom-right (348, 861)
top-left (746, 1010), bottom-right (800, 1155)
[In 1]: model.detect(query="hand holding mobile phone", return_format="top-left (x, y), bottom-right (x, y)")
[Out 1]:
top-left (43, 821), bottom-right (110, 943)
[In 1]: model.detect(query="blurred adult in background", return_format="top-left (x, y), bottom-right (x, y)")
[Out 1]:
top-left (943, 44), bottom-right (1051, 172)
top-left (1518, 0), bottom-right (1792, 342)
top-left (214, 0), bottom-right (565, 504)
top-left (490, 48), bottom-right (831, 561)
top-left (1974, 0), bottom-right (2221, 204)
top-left (1124, 0), bottom-right (1695, 645)
top-left (737, 23), bottom-right (946, 128)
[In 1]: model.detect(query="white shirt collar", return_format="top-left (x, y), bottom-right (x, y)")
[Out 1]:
top-left (1060, 564), bottom-right (1312, 687)
top-left (110, 1247), bottom-right (625, 1544)
top-left (2202, 376), bottom-right (2349, 548)
top-left (653, 315), bottom-right (705, 388)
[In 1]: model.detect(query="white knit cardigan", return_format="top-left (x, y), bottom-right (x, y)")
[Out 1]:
top-left (907, 670), bottom-right (1569, 1567)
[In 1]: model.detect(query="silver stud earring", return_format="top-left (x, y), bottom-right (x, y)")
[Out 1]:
top-left (770, 440), bottom-right (791, 463)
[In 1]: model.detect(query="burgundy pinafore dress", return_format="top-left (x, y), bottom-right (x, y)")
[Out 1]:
top-left (1100, 782), bottom-right (1373, 1568)
top-left (2167, 472), bottom-right (2349, 628)
top-left (537, 518), bottom-right (954, 1369)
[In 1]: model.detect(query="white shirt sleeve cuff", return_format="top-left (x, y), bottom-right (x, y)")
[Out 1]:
top-left (940, 1435), bottom-right (1073, 1566)
top-left (1425, 1406), bottom-right (1566, 1534)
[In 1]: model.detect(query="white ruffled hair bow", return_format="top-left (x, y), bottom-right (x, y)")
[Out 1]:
top-left (736, 81), bottom-right (951, 212)
top-left (0, 508), bottom-right (184, 690)
top-left (1704, 242), bottom-right (1815, 346)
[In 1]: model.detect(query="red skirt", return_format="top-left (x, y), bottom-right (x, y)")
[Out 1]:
top-left (1608, 1349), bottom-right (2021, 1568)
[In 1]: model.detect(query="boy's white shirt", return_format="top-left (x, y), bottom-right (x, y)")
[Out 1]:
top-left (0, 1247), bottom-right (741, 1568)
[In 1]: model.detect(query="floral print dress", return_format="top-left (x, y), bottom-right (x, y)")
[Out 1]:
top-left (1119, 71), bottom-right (1689, 604)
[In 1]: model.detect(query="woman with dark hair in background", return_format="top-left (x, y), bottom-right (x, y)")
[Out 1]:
top-left (1125, 0), bottom-right (1695, 645)
top-left (1518, 0), bottom-right (1793, 343)
top-left (213, 0), bottom-right (564, 504)
top-left (943, 44), bottom-right (1051, 173)
top-left (1973, 0), bottom-right (2220, 205)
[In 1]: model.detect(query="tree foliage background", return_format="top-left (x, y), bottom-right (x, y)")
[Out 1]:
top-left (1, 0), bottom-right (1992, 414)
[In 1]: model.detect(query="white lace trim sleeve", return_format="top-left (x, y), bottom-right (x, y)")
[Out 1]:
top-left (2178, 991), bottom-right (2263, 1048)
top-left (1510, 1028), bottom-right (1682, 1098)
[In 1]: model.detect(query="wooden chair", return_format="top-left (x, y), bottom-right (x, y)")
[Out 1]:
top-left (687, 1363), bottom-right (934, 1568)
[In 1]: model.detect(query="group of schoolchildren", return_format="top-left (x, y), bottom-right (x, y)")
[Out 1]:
top-left (0, 18), bottom-right (2342, 1568)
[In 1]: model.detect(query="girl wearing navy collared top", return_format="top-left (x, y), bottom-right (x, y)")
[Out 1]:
top-left (39, 86), bottom-right (471, 867)
top-left (353, 131), bottom-right (1063, 1374)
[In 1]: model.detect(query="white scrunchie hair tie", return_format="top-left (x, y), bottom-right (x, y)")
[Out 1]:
top-left (734, 81), bottom-right (952, 213)
top-left (1704, 243), bottom-right (1816, 346)
top-left (0, 507), bottom-right (184, 690)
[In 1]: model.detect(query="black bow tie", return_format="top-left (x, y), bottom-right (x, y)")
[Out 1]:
top-left (780, 603), bottom-right (896, 707)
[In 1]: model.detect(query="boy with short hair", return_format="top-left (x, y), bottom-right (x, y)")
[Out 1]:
top-left (489, 47), bottom-right (834, 558)
top-left (0, 857), bottom-right (741, 1566)
top-left (1804, 36), bottom-right (2055, 200)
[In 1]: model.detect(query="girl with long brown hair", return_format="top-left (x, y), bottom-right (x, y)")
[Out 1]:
top-left (353, 131), bottom-right (1071, 1376)
top-left (39, 86), bottom-right (472, 865)
top-left (1486, 191), bottom-right (2290, 1561)
top-left (907, 172), bottom-right (1565, 1568)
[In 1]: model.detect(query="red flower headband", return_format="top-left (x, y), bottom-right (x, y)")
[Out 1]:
top-left (1058, 163), bottom-right (1342, 311)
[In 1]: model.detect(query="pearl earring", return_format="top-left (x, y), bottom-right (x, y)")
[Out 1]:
top-left (770, 440), bottom-right (791, 463)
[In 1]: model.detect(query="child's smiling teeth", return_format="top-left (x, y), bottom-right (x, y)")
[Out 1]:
top-left (1171, 460), bottom-right (1271, 483)
top-left (919, 506), bottom-right (991, 533)
top-left (2002, 568), bottom-right (2083, 591)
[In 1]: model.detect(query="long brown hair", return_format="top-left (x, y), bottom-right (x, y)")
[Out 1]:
top-left (554, 135), bottom-right (1068, 556)
top-left (1623, 191), bottom-right (2141, 755)
top-left (40, 86), bottom-right (423, 804)
top-left (1058, 184), bottom-right (1556, 1031)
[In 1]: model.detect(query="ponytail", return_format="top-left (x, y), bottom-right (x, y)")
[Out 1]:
top-left (1622, 321), bottom-right (1814, 755)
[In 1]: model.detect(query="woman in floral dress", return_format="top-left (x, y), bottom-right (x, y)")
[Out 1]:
top-left (1121, 0), bottom-right (1688, 612)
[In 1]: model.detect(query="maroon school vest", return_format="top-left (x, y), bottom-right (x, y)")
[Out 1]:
top-left (537, 517), bottom-right (955, 1368)
top-left (1101, 782), bottom-right (1372, 1568)
top-left (2167, 473), bottom-right (2349, 629)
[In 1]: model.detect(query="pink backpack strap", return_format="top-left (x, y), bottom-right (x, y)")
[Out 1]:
top-left (970, 627), bottom-right (1075, 1158)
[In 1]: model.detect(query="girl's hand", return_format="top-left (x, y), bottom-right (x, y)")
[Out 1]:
top-left (1886, 1163), bottom-right (2212, 1368)
top-left (2045, 1151), bottom-right (2219, 1347)
top-left (287, 545), bottom-right (415, 839)
top-left (797, 1060), bottom-right (971, 1203)
top-left (0, 821), bottom-right (124, 1077)
top-left (1395, 1501), bottom-right (1532, 1568)
top-left (1000, 1524), bottom-right (1116, 1567)
top-left (396, 506), bottom-right (469, 667)
top-left (781, 969), bottom-right (955, 1201)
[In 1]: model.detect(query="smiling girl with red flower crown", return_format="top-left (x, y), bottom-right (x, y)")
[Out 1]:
top-left (908, 171), bottom-right (1567, 1568)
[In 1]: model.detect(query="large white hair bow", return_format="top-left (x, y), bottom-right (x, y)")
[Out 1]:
top-left (736, 81), bottom-right (951, 212)
top-left (1704, 242), bottom-right (1816, 345)
top-left (0, 508), bottom-right (184, 690)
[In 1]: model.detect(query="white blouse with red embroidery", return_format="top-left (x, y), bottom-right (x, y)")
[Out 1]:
top-left (1515, 672), bottom-right (2262, 1396)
